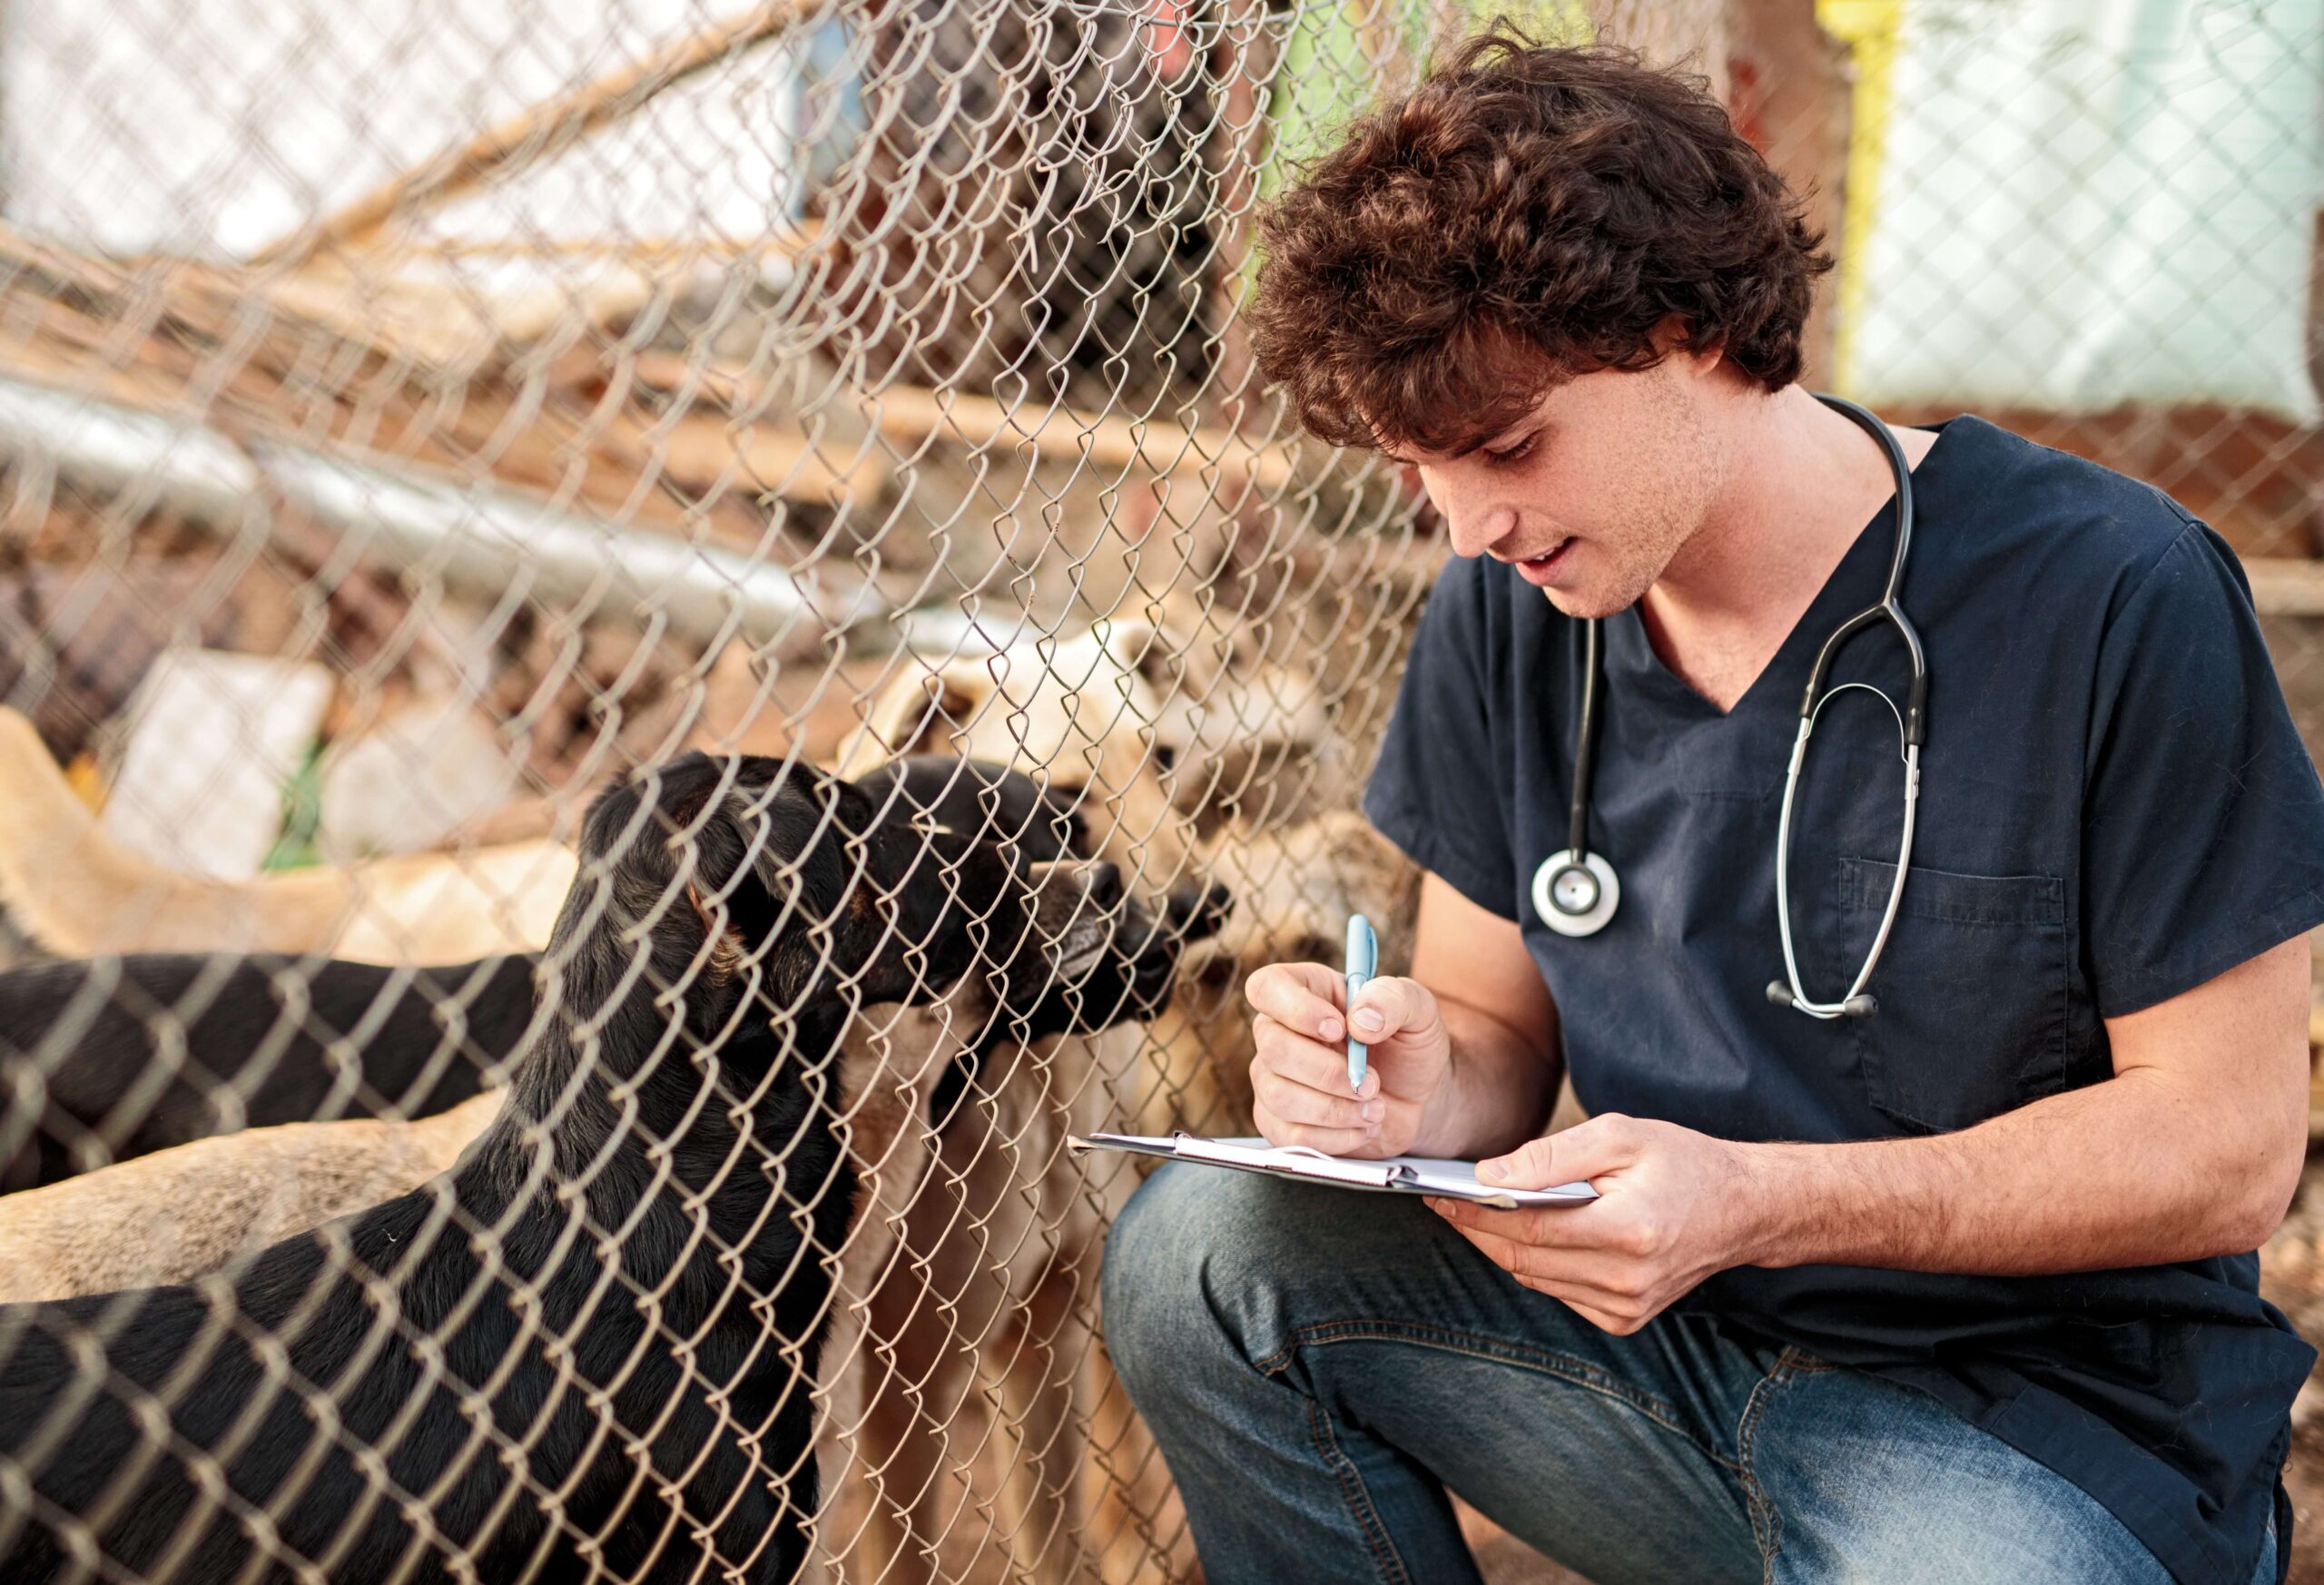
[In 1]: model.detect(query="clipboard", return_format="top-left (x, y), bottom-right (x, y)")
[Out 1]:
top-left (1067, 1131), bottom-right (1599, 1210)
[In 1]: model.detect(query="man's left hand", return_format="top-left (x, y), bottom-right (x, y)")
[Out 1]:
top-left (1428, 1114), bottom-right (1768, 1335)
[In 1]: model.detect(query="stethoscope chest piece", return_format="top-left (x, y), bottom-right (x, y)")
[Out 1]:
top-left (1532, 849), bottom-right (1620, 937)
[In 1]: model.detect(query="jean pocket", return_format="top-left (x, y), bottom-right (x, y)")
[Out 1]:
top-left (1835, 858), bottom-right (2069, 1134)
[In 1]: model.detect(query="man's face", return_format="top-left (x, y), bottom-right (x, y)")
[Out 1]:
top-left (1388, 352), bottom-right (1728, 620)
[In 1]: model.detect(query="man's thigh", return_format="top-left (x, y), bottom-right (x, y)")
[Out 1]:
top-left (1744, 1359), bottom-right (2185, 1585)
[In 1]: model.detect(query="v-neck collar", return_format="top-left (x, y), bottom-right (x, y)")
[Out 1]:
top-left (1605, 417), bottom-right (1965, 723)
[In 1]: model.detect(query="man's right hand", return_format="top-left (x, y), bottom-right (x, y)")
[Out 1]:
top-left (1244, 962), bottom-right (1452, 1157)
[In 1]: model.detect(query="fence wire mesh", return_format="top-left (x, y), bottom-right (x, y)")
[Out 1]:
top-left (0, 1), bottom-right (2317, 1581)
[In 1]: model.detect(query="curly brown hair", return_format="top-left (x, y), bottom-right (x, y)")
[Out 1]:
top-left (1246, 23), bottom-right (1830, 455)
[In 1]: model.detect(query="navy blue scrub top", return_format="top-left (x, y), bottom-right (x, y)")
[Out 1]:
top-left (1363, 415), bottom-right (2324, 1585)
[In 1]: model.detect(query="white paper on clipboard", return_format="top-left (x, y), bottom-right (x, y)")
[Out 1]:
top-left (1067, 1132), bottom-right (1599, 1210)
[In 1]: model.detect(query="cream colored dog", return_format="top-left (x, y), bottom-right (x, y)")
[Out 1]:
top-left (0, 708), bottom-right (573, 964)
top-left (0, 1089), bottom-right (502, 1302)
top-left (837, 614), bottom-right (1331, 889)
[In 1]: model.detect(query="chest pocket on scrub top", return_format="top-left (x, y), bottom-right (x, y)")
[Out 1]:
top-left (1834, 858), bottom-right (2069, 1134)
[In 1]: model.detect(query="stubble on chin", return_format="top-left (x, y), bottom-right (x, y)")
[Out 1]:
top-left (1538, 557), bottom-right (1660, 623)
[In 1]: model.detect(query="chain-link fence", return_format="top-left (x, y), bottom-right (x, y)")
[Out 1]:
top-left (0, 1), bottom-right (2317, 1581)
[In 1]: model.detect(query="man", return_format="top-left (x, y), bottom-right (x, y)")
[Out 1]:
top-left (1099, 27), bottom-right (2324, 1585)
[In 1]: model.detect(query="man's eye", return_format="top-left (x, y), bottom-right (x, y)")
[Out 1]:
top-left (1486, 435), bottom-right (1540, 466)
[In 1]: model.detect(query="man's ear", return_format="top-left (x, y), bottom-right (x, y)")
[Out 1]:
top-left (869, 664), bottom-right (994, 759)
top-left (1651, 311), bottom-right (1722, 373)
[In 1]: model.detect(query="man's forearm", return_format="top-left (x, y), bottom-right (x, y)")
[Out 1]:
top-left (1731, 1065), bottom-right (2302, 1275)
top-left (1411, 998), bottom-right (1561, 1160)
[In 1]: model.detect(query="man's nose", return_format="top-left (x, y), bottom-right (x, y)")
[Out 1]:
top-left (1430, 480), bottom-right (1520, 559)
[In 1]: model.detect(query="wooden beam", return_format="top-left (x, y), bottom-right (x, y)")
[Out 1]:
top-left (257, 1), bottom-right (808, 269)
top-left (625, 412), bottom-right (879, 508)
top-left (2246, 556), bottom-right (2324, 617)
top-left (872, 384), bottom-right (1309, 495)
top-left (388, 226), bottom-right (821, 261)
top-left (625, 352), bottom-right (1312, 495)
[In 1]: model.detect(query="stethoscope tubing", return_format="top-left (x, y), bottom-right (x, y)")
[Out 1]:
top-left (1567, 615), bottom-right (1603, 861)
top-left (1772, 706), bottom-right (1922, 1019)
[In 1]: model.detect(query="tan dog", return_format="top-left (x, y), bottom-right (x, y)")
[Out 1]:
top-left (821, 620), bottom-right (1290, 1580)
top-left (832, 1024), bottom-right (1142, 1585)
top-left (0, 1088), bottom-right (501, 1301)
top-left (1068, 811), bottom-right (1424, 1585)
top-left (825, 649), bottom-right (1354, 1585)
top-left (0, 708), bottom-right (574, 964)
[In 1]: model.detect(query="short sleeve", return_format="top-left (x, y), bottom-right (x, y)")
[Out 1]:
top-left (1361, 556), bottom-right (1520, 920)
top-left (2081, 519), bottom-right (2324, 1015)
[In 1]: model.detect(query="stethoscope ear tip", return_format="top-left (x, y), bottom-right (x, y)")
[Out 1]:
top-left (1765, 980), bottom-right (1882, 1019)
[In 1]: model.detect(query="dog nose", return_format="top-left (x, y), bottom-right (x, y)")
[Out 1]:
top-left (1076, 861), bottom-right (1124, 911)
top-left (1165, 880), bottom-right (1233, 936)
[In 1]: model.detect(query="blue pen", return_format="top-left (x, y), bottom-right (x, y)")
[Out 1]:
top-left (1344, 913), bottom-right (1377, 1092)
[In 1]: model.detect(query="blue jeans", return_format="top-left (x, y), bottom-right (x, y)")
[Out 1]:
top-left (1101, 1163), bottom-right (2275, 1585)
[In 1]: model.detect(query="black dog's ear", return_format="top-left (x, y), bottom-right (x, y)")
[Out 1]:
top-left (574, 754), bottom-right (846, 973)
top-left (684, 763), bottom-right (856, 960)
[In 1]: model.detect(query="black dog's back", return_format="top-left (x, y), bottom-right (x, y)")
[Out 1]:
top-left (0, 953), bottom-right (536, 1188)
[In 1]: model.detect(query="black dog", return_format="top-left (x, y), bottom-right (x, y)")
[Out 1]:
top-left (0, 954), bottom-right (532, 1189)
top-left (0, 760), bottom-right (1224, 1191)
top-left (0, 752), bottom-right (1157, 1584)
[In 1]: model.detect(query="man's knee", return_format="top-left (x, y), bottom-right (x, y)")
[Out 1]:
top-left (1757, 1372), bottom-right (2177, 1585)
top-left (1102, 1163), bottom-right (1375, 1398)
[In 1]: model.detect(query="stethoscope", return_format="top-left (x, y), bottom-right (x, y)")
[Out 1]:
top-left (1531, 393), bottom-right (1925, 1021)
